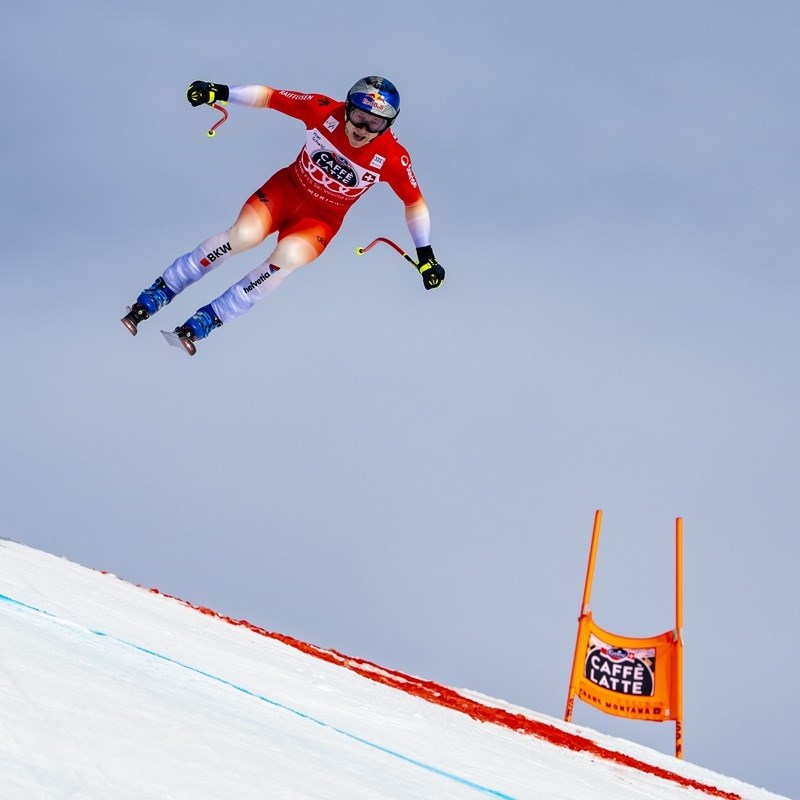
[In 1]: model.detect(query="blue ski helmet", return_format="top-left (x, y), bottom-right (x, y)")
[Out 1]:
top-left (346, 76), bottom-right (400, 125)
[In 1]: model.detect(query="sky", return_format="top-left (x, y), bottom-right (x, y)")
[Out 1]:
top-left (0, 541), bottom-right (789, 800)
top-left (2, 2), bottom-right (799, 797)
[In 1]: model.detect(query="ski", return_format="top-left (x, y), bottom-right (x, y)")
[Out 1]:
top-left (161, 329), bottom-right (197, 356)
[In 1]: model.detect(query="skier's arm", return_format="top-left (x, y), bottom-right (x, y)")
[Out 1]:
top-left (186, 81), bottom-right (276, 108)
top-left (405, 198), bottom-right (431, 249)
top-left (186, 82), bottom-right (336, 132)
top-left (373, 148), bottom-right (444, 289)
top-left (227, 85), bottom-right (275, 108)
top-left (403, 197), bottom-right (445, 291)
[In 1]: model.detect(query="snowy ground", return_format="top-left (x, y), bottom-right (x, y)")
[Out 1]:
top-left (0, 540), bottom-right (788, 800)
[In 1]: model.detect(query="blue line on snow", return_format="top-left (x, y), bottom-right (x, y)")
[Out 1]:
top-left (0, 594), bottom-right (519, 800)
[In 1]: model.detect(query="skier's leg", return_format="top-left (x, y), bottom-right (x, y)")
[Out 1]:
top-left (174, 235), bottom-right (318, 347)
top-left (167, 236), bottom-right (316, 355)
top-left (211, 234), bottom-right (319, 324)
top-left (211, 205), bottom-right (344, 325)
top-left (122, 178), bottom-right (281, 334)
top-left (174, 214), bottom-right (340, 350)
top-left (162, 198), bottom-right (274, 296)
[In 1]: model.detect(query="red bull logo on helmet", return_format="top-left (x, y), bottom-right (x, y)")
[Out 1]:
top-left (364, 91), bottom-right (388, 112)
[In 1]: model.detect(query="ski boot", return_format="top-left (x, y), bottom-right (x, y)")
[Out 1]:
top-left (162, 304), bottom-right (222, 356)
top-left (121, 277), bottom-right (176, 335)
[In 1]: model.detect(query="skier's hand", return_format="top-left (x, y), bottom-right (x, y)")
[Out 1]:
top-left (416, 246), bottom-right (445, 290)
top-left (187, 81), bottom-right (230, 107)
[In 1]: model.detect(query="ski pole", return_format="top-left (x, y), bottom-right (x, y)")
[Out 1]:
top-left (206, 103), bottom-right (229, 138)
top-left (356, 237), bottom-right (419, 269)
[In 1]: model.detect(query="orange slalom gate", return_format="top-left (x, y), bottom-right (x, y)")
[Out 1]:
top-left (565, 511), bottom-right (684, 758)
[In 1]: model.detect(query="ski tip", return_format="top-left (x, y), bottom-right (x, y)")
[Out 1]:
top-left (161, 329), bottom-right (197, 356)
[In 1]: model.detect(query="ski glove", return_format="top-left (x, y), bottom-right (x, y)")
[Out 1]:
top-left (187, 81), bottom-right (230, 107)
top-left (415, 246), bottom-right (445, 290)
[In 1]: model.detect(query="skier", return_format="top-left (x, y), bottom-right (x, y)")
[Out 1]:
top-left (122, 76), bottom-right (445, 355)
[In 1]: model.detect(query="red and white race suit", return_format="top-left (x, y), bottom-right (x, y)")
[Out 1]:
top-left (160, 85), bottom-right (433, 325)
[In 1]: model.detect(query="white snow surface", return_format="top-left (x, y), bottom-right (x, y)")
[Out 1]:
top-left (0, 540), bottom-right (788, 800)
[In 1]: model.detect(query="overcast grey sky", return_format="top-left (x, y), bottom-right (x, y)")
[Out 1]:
top-left (3, 2), bottom-right (799, 797)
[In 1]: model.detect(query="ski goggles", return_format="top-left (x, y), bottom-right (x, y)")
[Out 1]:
top-left (346, 104), bottom-right (390, 133)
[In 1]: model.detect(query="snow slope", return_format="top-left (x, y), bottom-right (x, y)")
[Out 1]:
top-left (0, 541), bottom-right (787, 800)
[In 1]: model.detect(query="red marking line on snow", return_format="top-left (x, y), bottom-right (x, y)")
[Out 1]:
top-left (145, 587), bottom-right (741, 800)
